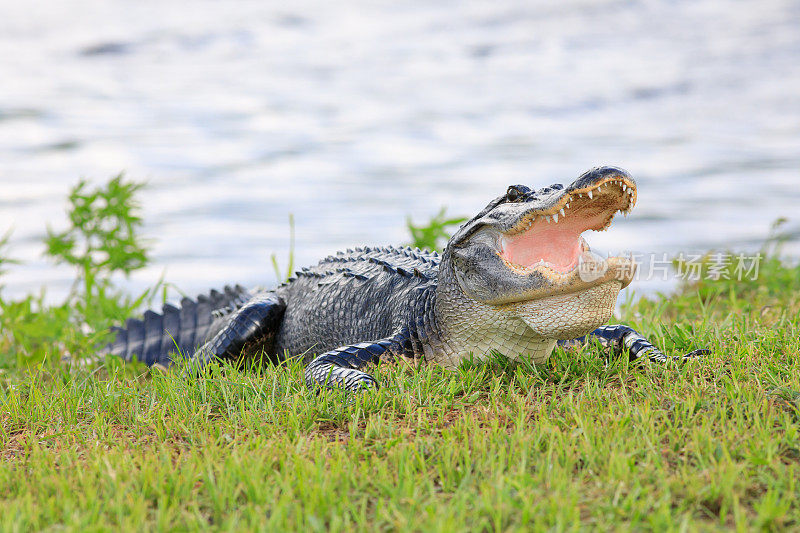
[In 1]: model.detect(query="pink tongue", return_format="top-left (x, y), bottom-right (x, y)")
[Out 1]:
top-left (501, 217), bottom-right (584, 271)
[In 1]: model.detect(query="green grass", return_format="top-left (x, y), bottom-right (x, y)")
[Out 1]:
top-left (2, 259), bottom-right (800, 531)
top-left (2, 178), bottom-right (800, 530)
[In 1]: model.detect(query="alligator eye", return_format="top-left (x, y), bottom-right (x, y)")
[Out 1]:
top-left (506, 186), bottom-right (522, 202)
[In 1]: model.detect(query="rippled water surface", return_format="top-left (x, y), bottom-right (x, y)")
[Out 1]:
top-left (1, 0), bottom-right (799, 300)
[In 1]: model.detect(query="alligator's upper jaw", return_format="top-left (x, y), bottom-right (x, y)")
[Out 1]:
top-left (499, 173), bottom-right (636, 277)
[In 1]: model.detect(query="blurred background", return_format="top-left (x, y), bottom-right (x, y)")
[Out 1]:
top-left (1, 0), bottom-right (798, 302)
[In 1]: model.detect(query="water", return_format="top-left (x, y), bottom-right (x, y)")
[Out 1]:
top-left (1, 0), bottom-right (799, 302)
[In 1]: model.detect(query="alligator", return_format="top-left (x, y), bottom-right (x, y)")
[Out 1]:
top-left (101, 166), bottom-right (706, 391)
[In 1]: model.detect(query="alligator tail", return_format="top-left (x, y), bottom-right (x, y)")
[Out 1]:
top-left (99, 284), bottom-right (253, 366)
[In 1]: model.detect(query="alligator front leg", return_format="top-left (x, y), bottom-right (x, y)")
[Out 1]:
top-left (305, 334), bottom-right (411, 393)
top-left (558, 324), bottom-right (709, 363)
top-left (190, 292), bottom-right (286, 370)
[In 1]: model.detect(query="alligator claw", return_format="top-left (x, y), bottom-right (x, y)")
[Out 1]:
top-left (344, 372), bottom-right (379, 393)
top-left (305, 362), bottom-right (380, 393)
top-left (352, 375), bottom-right (380, 393)
top-left (681, 348), bottom-right (711, 359)
top-left (655, 348), bottom-right (710, 364)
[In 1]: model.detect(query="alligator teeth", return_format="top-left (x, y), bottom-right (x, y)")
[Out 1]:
top-left (559, 208), bottom-right (565, 217)
top-left (553, 213), bottom-right (559, 223)
top-left (587, 190), bottom-right (593, 199)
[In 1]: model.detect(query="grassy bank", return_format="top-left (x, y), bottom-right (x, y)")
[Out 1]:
top-left (1, 180), bottom-right (800, 530)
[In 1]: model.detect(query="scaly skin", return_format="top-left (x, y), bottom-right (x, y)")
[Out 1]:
top-left (100, 166), bottom-right (707, 391)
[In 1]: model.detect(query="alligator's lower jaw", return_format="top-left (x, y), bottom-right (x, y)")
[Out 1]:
top-left (490, 254), bottom-right (636, 306)
top-left (496, 222), bottom-right (636, 294)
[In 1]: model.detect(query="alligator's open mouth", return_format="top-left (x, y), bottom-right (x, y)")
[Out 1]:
top-left (499, 174), bottom-right (636, 274)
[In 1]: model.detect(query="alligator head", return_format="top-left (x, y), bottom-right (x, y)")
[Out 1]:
top-left (438, 166), bottom-right (637, 353)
